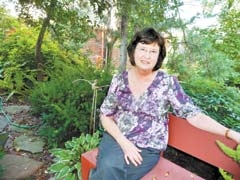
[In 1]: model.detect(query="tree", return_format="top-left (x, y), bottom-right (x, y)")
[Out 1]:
top-left (15, 0), bottom-right (110, 80)
top-left (102, 0), bottom-right (183, 71)
top-left (119, 14), bottom-right (128, 72)
top-left (218, 0), bottom-right (240, 85)
top-left (200, 0), bottom-right (240, 86)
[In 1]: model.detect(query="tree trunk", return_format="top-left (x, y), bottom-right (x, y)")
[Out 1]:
top-left (119, 14), bottom-right (128, 72)
top-left (35, 0), bottom-right (56, 81)
top-left (105, 35), bottom-right (118, 70)
top-left (35, 16), bottom-right (50, 81)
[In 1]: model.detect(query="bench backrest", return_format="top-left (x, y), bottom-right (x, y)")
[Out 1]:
top-left (168, 114), bottom-right (240, 178)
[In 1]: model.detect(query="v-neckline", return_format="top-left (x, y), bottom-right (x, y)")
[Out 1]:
top-left (125, 70), bottom-right (159, 101)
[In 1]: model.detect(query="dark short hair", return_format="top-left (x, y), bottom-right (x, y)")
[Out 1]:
top-left (127, 27), bottom-right (166, 71)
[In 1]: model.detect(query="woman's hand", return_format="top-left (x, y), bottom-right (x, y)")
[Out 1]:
top-left (117, 136), bottom-right (143, 166)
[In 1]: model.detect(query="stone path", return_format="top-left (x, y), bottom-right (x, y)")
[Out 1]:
top-left (0, 154), bottom-right (43, 180)
top-left (0, 105), bottom-right (46, 180)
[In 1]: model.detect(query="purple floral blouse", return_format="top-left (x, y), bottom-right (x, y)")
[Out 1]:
top-left (100, 70), bottom-right (201, 151)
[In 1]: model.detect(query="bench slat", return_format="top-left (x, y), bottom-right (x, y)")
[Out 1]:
top-left (141, 157), bottom-right (204, 180)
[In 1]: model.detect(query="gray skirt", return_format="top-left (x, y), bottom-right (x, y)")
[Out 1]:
top-left (89, 132), bottom-right (160, 180)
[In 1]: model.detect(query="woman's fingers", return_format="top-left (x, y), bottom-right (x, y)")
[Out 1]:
top-left (124, 146), bottom-right (143, 166)
top-left (119, 137), bottom-right (143, 166)
top-left (124, 154), bottom-right (130, 165)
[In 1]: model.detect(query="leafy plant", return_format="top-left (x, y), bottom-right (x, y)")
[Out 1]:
top-left (181, 77), bottom-right (240, 132)
top-left (48, 131), bottom-right (100, 180)
top-left (29, 59), bottom-right (111, 147)
top-left (0, 17), bottom-right (66, 98)
top-left (216, 140), bottom-right (240, 180)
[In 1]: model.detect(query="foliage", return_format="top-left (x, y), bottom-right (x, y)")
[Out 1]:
top-left (167, 27), bottom-right (239, 85)
top-left (217, 2), bottom-right (240, 86)
top-left (189, 0), bottom-right (240, 87)
top-left (181, 77), bottom-right (240, 132)
top-left (0, 16), bottom-right (65, 97)
top-left (166, 20), bottom-right (240, 132)
top-left (29, 58), bottom-right (111, 147)
top-left (11, 0), bottom-right (111, 81)
top-left (216, 140), bottom-right (240, 163)
top-left (216, 140), bottom-right (240, 180)
top-left (17, 0), bottom-right (111, 50)
top-left (219, 169), bottom-right (233, 180)
top-left (48, 131), bottom-right (100, 180)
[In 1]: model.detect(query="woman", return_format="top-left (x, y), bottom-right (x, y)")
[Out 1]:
top-left (90, 27), bottom-right (240, 180)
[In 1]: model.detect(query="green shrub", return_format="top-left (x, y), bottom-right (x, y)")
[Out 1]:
top-left (29, 59), bottom-right (111, 147)
top-left (181, 77), bottom-right (240, 132)
top-left (48, 131), bottom-right (100, 180)
top-left (0, 18), bottom-right (66, 98)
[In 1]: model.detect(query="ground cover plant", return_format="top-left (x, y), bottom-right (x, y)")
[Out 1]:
top-left (48, 131), bottom-right (100, 180)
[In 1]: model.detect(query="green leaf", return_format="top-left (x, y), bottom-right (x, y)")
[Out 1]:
top-left (216, 140), bottom-right (238, 162)
top-left (49, 161), bottom-right (69, 172)
top-left (65, 140), bottom-right (76, 149)
top-left (74, 162), bottom-right (81, 179)
top-left (50, 148), bottom-right (72, 160)
top-left (219, 168), bottom-right (233, 180)
top-left (65, 173), bottom-right (76, 180)
top-left (56, 166), bottom-right (72, 179)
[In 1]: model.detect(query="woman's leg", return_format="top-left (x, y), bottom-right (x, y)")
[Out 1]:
top-left (89, 132), bottom-right (127, 180)
top-left (126, 147), bottom-right (160, 180)
top-left (89, 132), bottom-right (160, 180)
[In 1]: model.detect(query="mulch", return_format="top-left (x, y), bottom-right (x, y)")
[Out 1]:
top-left (164, 147), bottom-right (224, 180)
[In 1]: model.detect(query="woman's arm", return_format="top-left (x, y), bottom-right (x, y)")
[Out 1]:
top-left (187, 112), bottom-right (240, 143)
top-left (100, 114), bottom-right (143, 166)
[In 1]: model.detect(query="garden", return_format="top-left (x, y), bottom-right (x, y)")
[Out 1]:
top-left (0, 0), bottom-right (240, 179)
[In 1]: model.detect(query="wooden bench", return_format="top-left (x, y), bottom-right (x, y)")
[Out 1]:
top-left (81, 114), bottom-right (240, 180)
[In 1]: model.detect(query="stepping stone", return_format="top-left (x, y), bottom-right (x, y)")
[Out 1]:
top-left (0, 116), bottom-right (8, 132)
top-left (0, 154), bottom-right (43, 180)
top-left (4, 105), bottom-right (30, 114)
top-left (14, 135), bottom-right (45, 153)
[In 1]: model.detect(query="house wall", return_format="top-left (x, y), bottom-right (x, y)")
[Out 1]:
top-left (82, 29), bottom-right (121, 69)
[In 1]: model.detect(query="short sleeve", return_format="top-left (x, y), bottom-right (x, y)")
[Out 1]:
top-left (100, 74), bottom-right (119, 116)
top-left (168, 76), bottom-right (201, 118)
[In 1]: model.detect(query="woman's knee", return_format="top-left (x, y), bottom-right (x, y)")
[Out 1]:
top-left (97, 152), bottom-right (125, 170)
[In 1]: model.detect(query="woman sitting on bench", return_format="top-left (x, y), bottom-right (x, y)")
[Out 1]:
top-left (89, 27), bottom-right (240, 180)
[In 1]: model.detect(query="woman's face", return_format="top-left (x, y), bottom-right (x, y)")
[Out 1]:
top-left (134, 42), bottom-right (160, 72)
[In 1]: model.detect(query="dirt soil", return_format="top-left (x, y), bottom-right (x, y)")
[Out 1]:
top-left (164, 147), bottom-right (223, 180)
top-left (3, 98), bottom-right (224, 180)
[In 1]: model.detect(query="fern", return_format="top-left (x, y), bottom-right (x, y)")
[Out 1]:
top-left (216, 140), bottom-right (240, 180)
top-left (219, 168), bottom-right (233, 180)
top-left (216, 140), bottom-right (240, 162)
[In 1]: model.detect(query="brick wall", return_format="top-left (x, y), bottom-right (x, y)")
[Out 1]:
top-left (83, 29), bottom-right (170, 69)
top-left (82, 29), bottom-right (121, 68)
